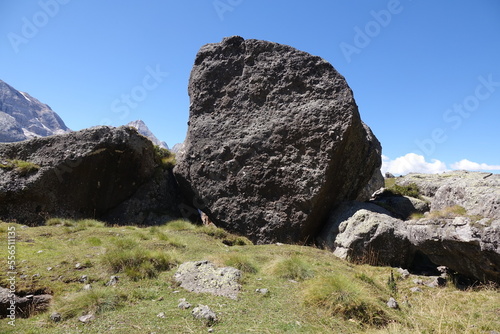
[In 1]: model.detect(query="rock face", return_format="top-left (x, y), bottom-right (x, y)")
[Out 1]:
top-left (319, 201), bottom-right (413, 266)
top-left (174, 260), bottom-right (241, 299)
top-left (174, 36), bottom-right (381, 243)
top-left (320, 198), bottom-right (500, 283)
top-left (0, 79), bottom-right (70, 142)
top-left (126, 119), bottom-right (169, 149)
top-left (396, 171), bottom-right (500, 219)
top-left (0, 287), bottom-right (52, 318)
top-left (0, 126), bottom-right (182, 225)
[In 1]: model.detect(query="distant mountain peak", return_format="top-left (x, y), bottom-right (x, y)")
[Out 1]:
top-left (127, 120), bottom-right (168, 149)
top-left (0, 79), bottom-right (70, 142)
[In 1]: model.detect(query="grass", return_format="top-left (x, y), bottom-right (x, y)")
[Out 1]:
top-left (428, 205), bottom-right (467, 219)
top-left (153, 146), bottom-right (176, 168)
top-left (0, 159), bottom-right (40, 176)
top-left (385, 182), bottom-right (421, 198)
top-left (0, 219), bottom-right (498, 333)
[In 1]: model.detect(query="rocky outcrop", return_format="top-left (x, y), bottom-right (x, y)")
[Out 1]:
top-left (320, 200), bottom-right (500, 283)
top-left (126, 120), bottom-right (169, 149)
top-left (174, 260), bottom-right (241, 299)
top-left (174, 36), bottom-right (381, 244)
top-left (0, 126), bottom-right (182, 225)
top-left (0, 287), bottom-right (52, 318)
top-left (406, 217), bottom-right (500, 283)
top-left (0, 79), bottom-right (70, 142)
top-left (319, 201), bottom-right (413, 266)
top-left (396, 171), bottom-right (500, 219)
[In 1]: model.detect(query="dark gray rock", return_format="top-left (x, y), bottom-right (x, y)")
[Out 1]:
top-left (0, 287), bottom-right (52, 318)
top-left (0, 79), bottom-right (70, 142)
top-left (174, 260), bottom-right (241, 299)
top-left (0, 126), bottom-right (182, 225)
top-left (372, 188), bottom-right (429, 219)
top-left (178, 298), bottom-right (192, 309)
top-left (356, 166), bottom-right (384, 202)
top-left (50, 312), bottom-right (62, 322)
top-left (174, 36), bottom-right (381, 244)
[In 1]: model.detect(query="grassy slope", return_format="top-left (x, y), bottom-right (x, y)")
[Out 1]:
top-left (0, 220), bottom-right (498, 334)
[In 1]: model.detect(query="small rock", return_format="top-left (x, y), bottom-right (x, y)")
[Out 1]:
top-left (106, 275), bottom-right (119, 286)
top-left (47, 267), bottom-right (53, 271)
top-left (37, 250), bottom-right (43, 253)
top-left (178, 298), bottom-right (192, 310)
top-left (397, 268), bottom-right (410, 279)
top-left (79, 313), bottom-right (95, 323)
top-left (83, 284), bottom-right (92, 291)
top-left (32, 273), bottom-right (40, 278)
top-left (50, 312), bottom-right (61, 322)
top-left (410, 287), bottom-right (423, 293)
top-left (288, 280), bottom-right (299, 284)
top-left (255, 288), bottom-right (269, 295)
top-left (413, 279), bottom-right (424, 285)
top-left (79, 275), bottom-right (88, 283)
top-left (75, 263), bottom-right (82, 269)
top-left (425, 277), bottom-right (446, 288)
top-left (387, 297), bottom-right (399, 309)
top-left (157, 312), bottom-right (166, 318)
top-left (208, 328), bottom-right (214, 333)
top-left (192, 304), bottom-right (217, 324)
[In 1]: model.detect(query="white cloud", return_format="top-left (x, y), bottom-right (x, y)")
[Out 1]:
top-left (450, 159), bottom-right (500, 171)
top-left (381, 153), bottom-right (448, 175)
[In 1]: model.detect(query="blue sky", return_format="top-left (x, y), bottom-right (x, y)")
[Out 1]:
top-left (1, 0), bottom-right (499, 174)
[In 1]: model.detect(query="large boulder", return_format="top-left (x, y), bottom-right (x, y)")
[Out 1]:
top-left (174, 36), bottom-right (381, 244)
top-left (320, 201), bottom-right (500, 283)
top-left (0, 126), bottom-right (182, 225)
top-left (318, 201), bottom-right (413, 266)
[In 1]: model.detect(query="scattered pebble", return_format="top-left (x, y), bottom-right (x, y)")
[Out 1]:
top-left (50, 312), bottom-right (61, 322)
top-left (75, 263), bottom-right (82, 269)
top-left (255, 288), bottom-right (269, 295)
top-left (106, 275), bottom-right (119, 286)
top-left (410, 287), bottom-right (423, 293)
top-left (178, 298), bottom-right (192, 309)
top-left (157, 312), bottom-right (166, 318)
top-left (79, 313), bottom-right (95, 323)
top-left (83, 284), bottom-right (92, 291)
top-left (387, 297), bottom-right (399, 309)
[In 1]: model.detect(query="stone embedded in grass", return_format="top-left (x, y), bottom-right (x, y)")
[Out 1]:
top-left (50, 312), bottom-right (61, 322)
top-left (192, 304), bottom-right (217, 324)
top-left (79, 313), bottom-right (95, 323)
top-left (106, 275), bottom-right (119, 286)
top-left (174, 260), bottom-right (241, 299)
top-left (387, 298), bottom-right (399, 309)
top-left (178, 298), bottom-right (192, 309)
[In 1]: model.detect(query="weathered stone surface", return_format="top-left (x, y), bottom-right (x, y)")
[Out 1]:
top-left (405, 217), bottom-right (500, 283)
top-left (192, 304), bottom-right (217, 323)
top-left (318, 201), bottom-right (413, 266)
top-left (0, 287), bottom-right (52, 318)
top-left (320, 201), bottom-right (500, 283)
top-left (0, 126), bottom-right (182, 225)
top-left (372, 189), bottom-right (429, 219)
top-left (356, 166), bottom-right (384, 202)
top-left (174, 36), bottom-right (381, 243)
top-left (174, 260), bottom-right (241, 299)
top-left (396, 171), bottom-right (500, 219)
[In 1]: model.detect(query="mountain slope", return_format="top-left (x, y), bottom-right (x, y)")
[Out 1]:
top-left (0, 80), bottom-right (70, 142)
top-left (127, 120), bottom-right (168, 149)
